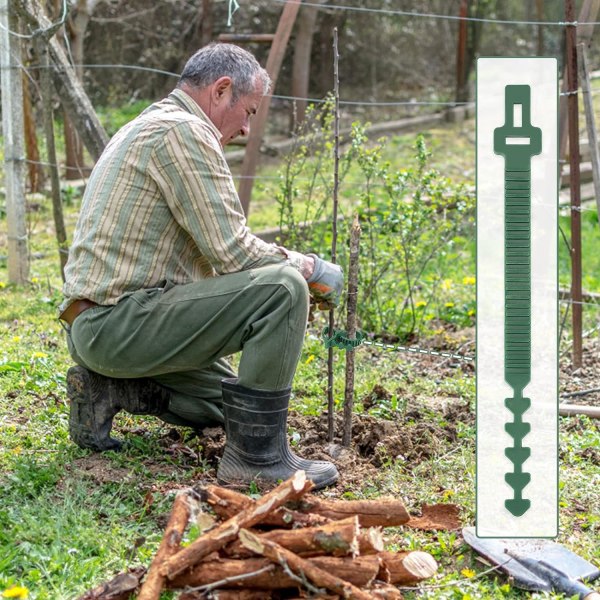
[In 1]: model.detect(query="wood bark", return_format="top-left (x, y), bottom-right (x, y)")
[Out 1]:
top-left (169, 555), bottom-right (382, 590)
top-left (22, 71), bottom-right (45, 192)
top-left (343, 214), bottom-right (361, 446)
top-left (161, 471), bottom-right (312, 580)
top-left (62, 0), bottom-right (92, 179)
top-left (201, 484), bottom-right (330, 528)
top-left (238, 529), bottom-right (375, 600)
top-left (224, 516), bottom-right (361, 558)
top-left (14, 0), bottom-right (108, 161)
top-left (137, 491), bottom-right (193, 600)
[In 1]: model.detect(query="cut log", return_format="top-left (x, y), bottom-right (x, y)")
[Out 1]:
top-left (224, 516), bottom-right (360, 558)
top-left (378, 551), bottom-right (438, 585)
top-left (137, 490), bottom-right (193, 600)
top-left (201, 484), bottom-right (330, 528)
top-left (294, 495), bottom-right (410, 528)
top-left (358, 528), bottom-right (385, 555)
top-left (169, 555), bottom-right (382, 590)
top-left (238, 529), bottom-right (375, 600)
top-left (161, 471), bottom-right (312, 580)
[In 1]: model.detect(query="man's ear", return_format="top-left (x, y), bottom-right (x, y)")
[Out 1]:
top-left (212, 76), bottom-right (233, 104)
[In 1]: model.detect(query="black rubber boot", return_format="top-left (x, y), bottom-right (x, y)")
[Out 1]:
top-left (217, 378), bottom-right (339, 490)
top-left (67, 365), bottom-right (170, 451)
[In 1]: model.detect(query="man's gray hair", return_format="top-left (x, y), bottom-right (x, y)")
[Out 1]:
top-left (178, 43), bottom-right (271, 102)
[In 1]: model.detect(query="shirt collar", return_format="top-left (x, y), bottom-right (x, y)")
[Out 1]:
top-left (168, 88), bottom-right (222, 142)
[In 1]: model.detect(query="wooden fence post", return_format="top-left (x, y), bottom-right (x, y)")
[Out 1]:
top-left (237, 0), bottom-right (300, 215)
top-left (1, 0), bottom-right (29, 284)
top-left (565, 0), bottom-right (583, 369)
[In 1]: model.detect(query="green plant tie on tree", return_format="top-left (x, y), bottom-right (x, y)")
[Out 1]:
top-left (322, 326), bottom-right (367, 351)
top-left (493, 84), bottom-right (541, 517)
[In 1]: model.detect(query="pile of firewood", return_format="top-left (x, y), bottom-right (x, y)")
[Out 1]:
top-left (80, 470), bottom-right (460, 600)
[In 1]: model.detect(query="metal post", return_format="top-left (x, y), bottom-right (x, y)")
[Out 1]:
top-left (0, 0), bottom-right (29, 284)
top-left (565, 0), bottom-right (583, 369)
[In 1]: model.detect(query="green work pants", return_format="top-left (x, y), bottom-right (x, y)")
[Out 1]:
top-left (65, 265), bottom-right (309, 425)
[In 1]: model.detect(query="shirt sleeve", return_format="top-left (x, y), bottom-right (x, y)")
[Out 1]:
top-left (149, 119), bottom-right (288, 275)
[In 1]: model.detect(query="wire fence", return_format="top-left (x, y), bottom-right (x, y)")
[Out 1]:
top-left (3, 0), bottom-right (599, 368)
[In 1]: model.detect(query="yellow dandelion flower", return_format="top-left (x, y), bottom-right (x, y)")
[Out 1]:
top-left (2, 586), bottom-right (29, 599)
top-left (462, 276), bottom-right (476, 285)
top-left (444, 302), bottom-right (455, 308)
top-left (31, 277), bottom-right (39, 284)
top-left (467, 309), bottom-right (476, 317)
top-left (12, 336), bottom-right (21, 343)
top-left (441, 278), bottom-right (453, 291)
top-left (460, 568), bottom-right (476, 579)
top-left (415, 301), bottom-right (427, 308)
top-left (304, 354), bottom-right (315, 365)
top-left (0, 282), bottom-right (6, 289)
top-left (32, 352), bottom-right (48, 359)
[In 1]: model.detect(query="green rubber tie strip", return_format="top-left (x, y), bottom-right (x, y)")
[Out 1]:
top-left (322, 326), bottom-right (367, 351)
top-left (493, 84), bottom-right (542, 517)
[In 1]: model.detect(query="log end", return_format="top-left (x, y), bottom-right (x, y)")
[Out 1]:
top-left (403, 551), bottom-right (437, 579)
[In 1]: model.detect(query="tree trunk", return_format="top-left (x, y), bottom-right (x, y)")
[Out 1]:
top-left (63, 0), bottom-right (92, 179)
top-left (21, 70), bottom-right (45, 193)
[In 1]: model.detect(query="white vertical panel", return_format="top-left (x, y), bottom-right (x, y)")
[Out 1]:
top-left (476, 58), bottom-right (558, 538)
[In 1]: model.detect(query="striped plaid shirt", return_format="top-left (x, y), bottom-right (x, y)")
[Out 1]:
top-left (61, 89), bottom-right (288, 310)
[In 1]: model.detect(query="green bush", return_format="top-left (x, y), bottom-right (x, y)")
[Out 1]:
top-left (277, 103), bottom-right (475, 339)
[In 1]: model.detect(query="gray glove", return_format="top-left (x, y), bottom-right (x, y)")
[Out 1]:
top-left (306, 254), bottom-right (344, 306)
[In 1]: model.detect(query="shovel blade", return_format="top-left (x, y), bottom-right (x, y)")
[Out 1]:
top-left (463, 527), bottom-right (600, 592)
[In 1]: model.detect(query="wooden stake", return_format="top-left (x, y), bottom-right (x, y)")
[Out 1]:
top-left (327, 26), bottom-right (341, 443)
top-left (237, 0), bottom-right (300, 214)
top-left (137, 491), bottom-right (193, 600)
top-left (238, 529), bottom-right (375, 600)
top-left (565, 0), bottom-right (583, 369)
top-left (343, 215), bottom-right (361, 446)
top-left (0, 0), bottom-right (29, 284)
top-left (160, 471), bottom-right (312, 580)
top-left (35, 37), bottom-right (68, 281)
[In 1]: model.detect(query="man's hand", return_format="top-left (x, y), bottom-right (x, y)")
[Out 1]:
top-left (307, 254), bottom-right (344, 306)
